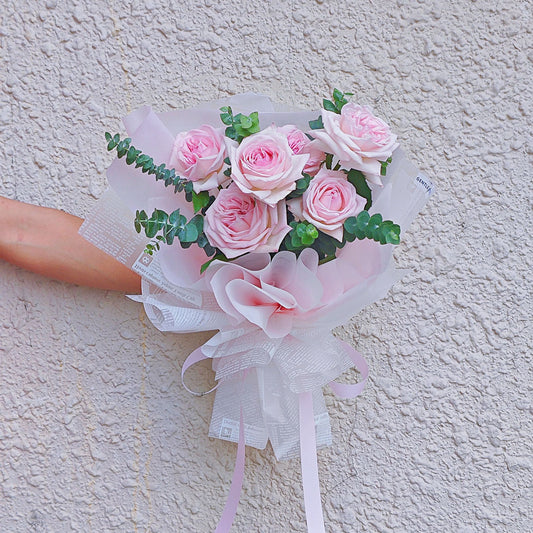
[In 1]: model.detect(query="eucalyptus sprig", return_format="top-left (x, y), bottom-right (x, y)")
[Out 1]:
top-left (281, 209), bottom-right (400, 264)
top-left (219, 107), bottom-right (260, 142)
top-left (134, 208), bottom-right (216, 257)
top-left (344, 211), bottom-right (400, 245)
top-left (105, 133), bottom-right (188, 194)
top-left (283, 221), bottom-right (320, 252)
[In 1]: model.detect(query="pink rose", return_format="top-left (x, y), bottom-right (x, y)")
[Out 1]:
top-left (279, 125), bottom-right (325, 176)
top-left (204, 183), bottom-right (290, 259)
top-left (311, 104), bottom-right (398, 185)
top-left (168, 124), bottom-right (227, 192)
top-left (287, 168), bottom-right (366, 241)
top-left (229, 126), bottom-right (309, 206)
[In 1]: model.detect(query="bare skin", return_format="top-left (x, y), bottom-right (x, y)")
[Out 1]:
top-left (0, 197), bottom-right (141, 293)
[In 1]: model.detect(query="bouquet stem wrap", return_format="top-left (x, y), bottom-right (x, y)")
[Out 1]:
top-left (80, 94), bottom-right (434, 532)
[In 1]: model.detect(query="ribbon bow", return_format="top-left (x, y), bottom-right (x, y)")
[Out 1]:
top-left (182, 326), bottom-right (368, 533)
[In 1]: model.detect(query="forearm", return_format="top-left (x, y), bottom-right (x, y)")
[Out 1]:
top-left (0, 197), bottom-right (141, 293)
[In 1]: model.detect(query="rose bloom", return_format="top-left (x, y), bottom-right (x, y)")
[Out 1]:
top-left (287, 168), bottom-right (366, 241)
top-left (204, 183), bottom-right (291, 259)
top-left (168, 124), bottom-right (227, 192)
top-left (229, 125), bottom-right (309, 206)
top-left (311, 104), bottom-right (398, 185)
top-left (279, 125), bottom-right (325, 176)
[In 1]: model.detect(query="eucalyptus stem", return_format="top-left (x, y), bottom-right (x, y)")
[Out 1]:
top-left (105, 132), bottom-right (188, 194)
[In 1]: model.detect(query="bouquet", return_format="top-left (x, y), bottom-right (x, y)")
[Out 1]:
top-left (80, 91), bottom-right (433, 532)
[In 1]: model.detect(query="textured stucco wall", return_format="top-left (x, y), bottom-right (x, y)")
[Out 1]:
top-left (0, 0), bottom-right (531, 532)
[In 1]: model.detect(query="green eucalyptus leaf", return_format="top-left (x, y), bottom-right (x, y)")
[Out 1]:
top-left (356, 210), bottom-right (370, 228)
top-left (296, 224), bottom-right (306, 238)
top-left (220, 113), bottom-right (233, 125)
top-left (301, 232), bottom-right (315, 245)
top-left (240, 115), bottom-right (253, 129)
top-left (135, 154), bottom-right (148, 167)
top-left (126, 146), bottom-right (137, 165)
top-left (164, 226), bottom-right (177, 245)
top-left (344, 216), bottom-right (358, 234)
top-left (248, 112), bottom-right (260, 133)
top-left (145, 219), bottom-right (158, 238)
top-left (225, 126), bottom-right (238, 140)
top-left (386, 225), bottom-right (401, 244)
top-left (367, 213), bottom-right (383, 239)
top-left (189, 214), bottom-right (204, 233)
top-left (179, 222), bottom-right (199, 243)
top-left (168, 209), bottom-right (182, 226)
top-left (154, 209), bottom-right (168, 226)
top-left (343, 211), bottom-right (401, 245)
top-left (309, 116), bottom-right (324, 130)
top-left (307, 226), bottom-right (318, 239)
top-left (344, 231), bottom-right (356, 242)
top-left (116, 143), bottom-right (127, 158)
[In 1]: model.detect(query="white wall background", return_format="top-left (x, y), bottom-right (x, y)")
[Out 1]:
top-left (0, 0), bottom-right (531, 531)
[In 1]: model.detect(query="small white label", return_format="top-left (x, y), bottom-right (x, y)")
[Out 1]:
top-left (415, 173), bottom-right (434, 196)
top-left (219, 418), bottom-right (265, 443)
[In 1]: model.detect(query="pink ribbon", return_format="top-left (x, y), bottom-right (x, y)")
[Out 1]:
top-left (299, 391), bottom-right (326, 533)
top-left (298, 346), bottom-right (368, 533)
top-left (214, 409), bottom-right (246, 533)
top-left (181, 341), bottom-right (368, 532)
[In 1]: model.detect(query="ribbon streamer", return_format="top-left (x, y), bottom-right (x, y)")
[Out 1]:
top-left (214, 409), bottom-right (246, 533)
top-left (299, 391), bottom-right (326, 533)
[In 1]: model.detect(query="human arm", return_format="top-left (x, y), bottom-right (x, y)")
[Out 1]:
top-left (0, 197), bottom-right (141, 293)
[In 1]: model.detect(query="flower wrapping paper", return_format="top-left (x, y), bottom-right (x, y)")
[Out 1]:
top-left (81, 94), bottom-right (433, 460)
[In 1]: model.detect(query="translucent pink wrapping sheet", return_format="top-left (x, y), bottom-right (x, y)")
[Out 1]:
top-left (80, 94), bottom-right (434, 531)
